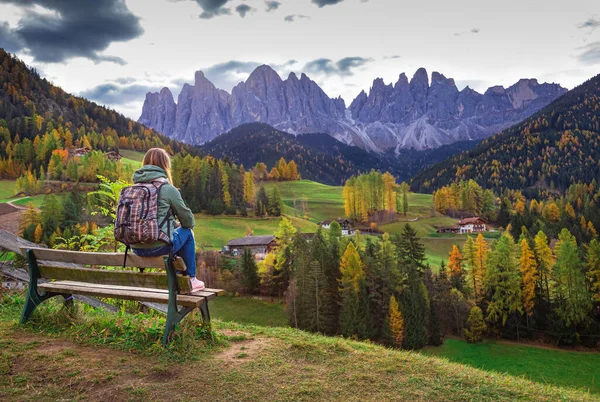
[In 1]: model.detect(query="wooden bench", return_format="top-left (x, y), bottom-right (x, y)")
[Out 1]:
top-left (19, 247), bottom-right (224, 346)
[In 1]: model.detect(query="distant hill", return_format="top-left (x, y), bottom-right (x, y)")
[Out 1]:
top-left (411, 73), bottom-right (600, 193)
top-left (200, 123), bottom-right (479, 185)
top-left (0, 48), bottom-right (196, 159)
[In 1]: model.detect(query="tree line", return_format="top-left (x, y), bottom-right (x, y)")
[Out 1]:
top-left (342, 170), bottom-right (410, 222)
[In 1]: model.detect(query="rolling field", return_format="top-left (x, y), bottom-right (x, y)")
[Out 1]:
top-left (0, 180), bottom-right (16, 202)
top-left (119, 149), bottom-right (145, 170)
top-left (193, 213), bottom-right (318, 250)
top-left (210, 296), bottom-right (288, 327)
top-left (424, 338), bottom-right (600, 395)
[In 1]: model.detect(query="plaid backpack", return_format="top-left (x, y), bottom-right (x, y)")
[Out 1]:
top-left (114, 181), bottom-right (172, 247)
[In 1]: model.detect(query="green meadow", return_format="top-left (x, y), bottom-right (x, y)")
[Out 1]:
top-left (424, 338), bottom-right (600, 395)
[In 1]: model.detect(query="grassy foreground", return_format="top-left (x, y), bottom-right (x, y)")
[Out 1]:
top-left (0, 294), bottom-right (597, 401)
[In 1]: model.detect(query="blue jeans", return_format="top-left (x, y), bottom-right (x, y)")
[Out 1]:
top-left (132, 227), bottom-right (197, 277)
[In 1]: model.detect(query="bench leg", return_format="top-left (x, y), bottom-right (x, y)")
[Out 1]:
top-left (200, 302), bottom-right (211, 323)
top-left (162, 305), bottom-right (195, 346)
top-left (20, 289), bottom-right (61, 324)
top-left (20, 249), bottom-right (61, 324)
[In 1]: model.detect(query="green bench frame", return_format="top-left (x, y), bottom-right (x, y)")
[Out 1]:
top-left (19, 247), bottom-right (224, 346)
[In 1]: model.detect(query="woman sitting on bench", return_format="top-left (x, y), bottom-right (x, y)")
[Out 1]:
top-left (130, 148), bottom-right (205, 292)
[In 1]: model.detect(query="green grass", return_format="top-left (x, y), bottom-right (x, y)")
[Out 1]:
top-left (119, 149), bottom-right (145, 170)
top-left (263, 180), bottom-right (345, 223)
top-left (424, 338), bottom-right (600, 395)
top-left (210, 296), bottom-right (288, 327)
top-left (0, 180), bottom-right (16, 202)
top-left (194, 213), bottom-right (318, 250)
top-left (0, 293), bottom-right (594, 401)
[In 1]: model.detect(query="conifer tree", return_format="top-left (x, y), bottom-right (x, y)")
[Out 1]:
top-left (473, 234), bottom-right (488, 302)
top-left (553, 229), bottom-right (591, 328)
top-left (519, 237), bottom-right (538, 317)
top-left (339, 242), bottom-right (366, 338)
top-left (255, 186), bottom-right (268, 216)
top-left (19, 202), bottom-right (40, 235)
top-left (268, 185), bottom-right (282, 216)
top-left (388, 295), bottom-right (404, 348)
top-left (428, 298), bottom-right (443, 346)
top-left (485, 233), bottom-right (522, 327)
top-left (400, 264), bottom-right (428, 350)
top-left (587, 239), bottom-right (600, 302)
top-left (534, 230), bottom-right (553, 305)
top-left (395, 224), bottom-right (426, 269)
top-left (463, 306), bottom-right (487, 343)
top-left (241, 248), bottom-right (260, 294)
top-left (448, 244), bottom-right (464, 289)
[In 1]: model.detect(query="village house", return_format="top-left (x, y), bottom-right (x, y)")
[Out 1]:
top-left (437, 217), bottom-right (488, 234)
top-left (222, 235), bottom-right (278, 259)
top-left (318, 219), bottom-right (355, 236)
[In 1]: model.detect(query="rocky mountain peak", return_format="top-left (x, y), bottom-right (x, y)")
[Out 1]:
top-left (140, 64), bottom-right (567, 152)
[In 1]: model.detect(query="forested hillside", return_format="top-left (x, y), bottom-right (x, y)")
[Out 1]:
top-left (0, 48), bottom-right (197, 181)
top-left (411, 73), bottom-right (600, 193)
top-left (201, 123), bottom-right (478, 184)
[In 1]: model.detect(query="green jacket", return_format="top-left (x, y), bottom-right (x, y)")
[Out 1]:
top-left (130, 165), bottom-right (195, 249)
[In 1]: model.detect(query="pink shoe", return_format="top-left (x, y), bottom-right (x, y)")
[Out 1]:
top-left (190, 278), bottom-right (205, 292)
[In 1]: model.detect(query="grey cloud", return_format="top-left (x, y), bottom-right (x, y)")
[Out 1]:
top-left (576, 42), bottom-right (600, 65)
top-left (470, 28), bottom-right (480, 34)
top-left (265, 1), bottom-right (281, 11)
top-left (192, 0), bottom-right (232, 18)
top-left (312, 0), bottom-right (344, 7)
top-left (579, 18), bottom-right (600, 30)
top-left (236, 4), bottom-right (254, 18)
top-left (384, 55), bottom-right (402, 60)
top-left (80, 82), bottom-right (158, 106)
top-left (304, 57), bottom-right (373, 76)
top-left (284, 14), bottom-right (310, 22)
top-left (0, 22), bottom-right (24, 53)
top-left (0, 0), bottom-right (143, 64)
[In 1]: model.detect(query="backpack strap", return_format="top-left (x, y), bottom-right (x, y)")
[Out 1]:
top-left (122, 245), bottom-right (130, 269)
top-left (154, 181), bottom-right (174, 245)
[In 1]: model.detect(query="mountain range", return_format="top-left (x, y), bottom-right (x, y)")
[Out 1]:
top-left (139, 65), bottom-right (567, 152)
top-left (410, 73), bottom-right (600, 193)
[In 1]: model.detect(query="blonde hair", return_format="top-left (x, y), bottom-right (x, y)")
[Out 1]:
top-left (143, 148), bottom-right (173, 183)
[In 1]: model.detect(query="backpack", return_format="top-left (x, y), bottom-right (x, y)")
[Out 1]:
top-left (114, 181), bottom-right (172, 247)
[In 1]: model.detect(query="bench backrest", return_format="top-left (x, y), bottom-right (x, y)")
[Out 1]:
top-left (21, 247), bottom-right (191, 293)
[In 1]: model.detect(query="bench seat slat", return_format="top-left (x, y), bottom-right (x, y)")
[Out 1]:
top-left (21, 247), bottom-right (166, 269)
top-left (38, 282), bottom-right (204, 308)
top-left (56, 281), bottom-right (218, 300)
top-left (36, 265), bottom-right (192, 293)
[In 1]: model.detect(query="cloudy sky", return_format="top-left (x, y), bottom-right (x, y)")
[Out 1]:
top-left (0, 0), bottom-right (599, 119)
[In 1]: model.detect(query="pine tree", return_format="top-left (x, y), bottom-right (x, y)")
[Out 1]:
top-left (339, 242), bottom-right (366, 338)
top-left (268, 185), bottom-right (282, 216)
top-left (473, 234), bottom-right (488, 302)
top-left (533, 230), bottom-right (553, 305)
top-left (485, 233), bottom-right (522, 327)
top-left (33, 223), bottom-right (43, 243)
top-left (587, 239), bottom-right (600, 302)
top-left (400, 264), bottom-right (428, 350)
top-left (241, 248), bottom-right (260, 294)
top-left (388, 295), bottom-right (404, 348)
top-left (19, 202), bottom-right (40, 235)
top-left (553, 229), bottom-right (591, 328)
top-left (395, 223), bottom-right (426, 269)
top-left (448, 244), bottom-right (464, 289)
top-left (255, 186), bottom-right (268, 216)
top-left (519, 237), bottom-right (538, 317)
top-left (463, 306), bottom-right (487, 343)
